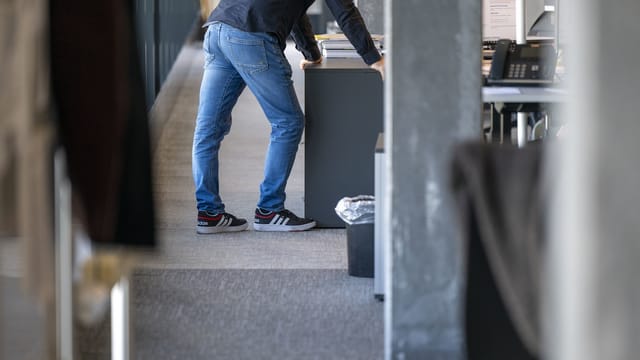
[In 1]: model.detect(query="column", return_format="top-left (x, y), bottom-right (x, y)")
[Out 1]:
top-left (547, 0), bottom-right (640, 359)
top-left (384, 0), bottom-right (481, 358)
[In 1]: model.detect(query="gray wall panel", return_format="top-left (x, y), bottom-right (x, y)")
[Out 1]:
top-left (358, 0), bottom-right (385, 34)
top-left (134, 0), bottom-right (199, 109)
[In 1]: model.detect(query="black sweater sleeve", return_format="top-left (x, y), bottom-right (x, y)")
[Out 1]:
top-left (291, 14), bottom-right (322, 61)
top-left (324, 0), bottom-right (381, 65)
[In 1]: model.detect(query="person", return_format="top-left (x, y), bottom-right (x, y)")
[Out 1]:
top-left (192, 0), bottom-right (384, 234)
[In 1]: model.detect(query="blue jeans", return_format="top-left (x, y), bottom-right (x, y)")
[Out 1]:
top-left (193, 22), bottom-right (304, 213)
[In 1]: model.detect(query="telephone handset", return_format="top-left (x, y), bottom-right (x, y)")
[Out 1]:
top-left (488, 39), bottom-right (557, 86)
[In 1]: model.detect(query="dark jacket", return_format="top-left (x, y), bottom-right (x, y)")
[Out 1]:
top-left (206, 0), bottom-right (381, 65)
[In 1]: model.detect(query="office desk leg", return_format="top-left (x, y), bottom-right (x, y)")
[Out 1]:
top-left (55, 150), bottom-right (74, 360)
top-left (517, 113), bottom-right (528, 147)
top-left (490, 102), bottom-right (511, 144)
top-left (490, 103), bottom-right (500, 142)
top-left (544, 113), bottom-right (550, 137)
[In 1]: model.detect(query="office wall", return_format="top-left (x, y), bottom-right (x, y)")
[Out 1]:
top-left (526, 0), bottom-right (546, 33)
top-left (384, 0), bottom-right (481, 358)
top-left (134, 0), bottom-right (199, 109)
top-left (358, 0), bottom-right (384, 34)
top-left (319, 0), bottom-right (384, 34)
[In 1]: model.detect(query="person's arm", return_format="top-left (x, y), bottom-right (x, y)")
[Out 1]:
top-left (291, 14), bottom-right (323, 68)
top-left (324, 0), bottom-right (382, 66)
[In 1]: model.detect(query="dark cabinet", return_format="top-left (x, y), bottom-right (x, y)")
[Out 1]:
top-left (304, 60), bottom-right (383, 227)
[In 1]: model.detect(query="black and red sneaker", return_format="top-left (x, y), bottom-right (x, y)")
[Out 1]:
top-left (253, 208), bottom-right (316, 232)
top-left (197, 211), bottom-right (248, 234)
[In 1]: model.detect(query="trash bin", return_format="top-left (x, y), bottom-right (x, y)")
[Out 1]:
top-left (335, 196), bottom-right (375, 278)
top-left (345, 222), bottom-right (374, 277)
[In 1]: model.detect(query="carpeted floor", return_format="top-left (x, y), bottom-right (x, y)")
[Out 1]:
top-left (0, 276), bottom-right (47, 360)
top-left (79, 269), bottom-right (383, 360)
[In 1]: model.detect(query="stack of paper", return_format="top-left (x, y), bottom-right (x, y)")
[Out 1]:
top-left (315, 34), bottom-right (384, 59)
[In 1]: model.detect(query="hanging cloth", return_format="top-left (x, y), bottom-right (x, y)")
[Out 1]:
top-left (49, 0), bottom-right (155, 247)
top-left (451, 142), bottom-right (547, 359)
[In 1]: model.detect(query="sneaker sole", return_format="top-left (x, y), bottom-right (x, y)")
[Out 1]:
top-left (197, 223), bottom-right (248, 234)
top-left (253, 221), bottom-right (316, 232)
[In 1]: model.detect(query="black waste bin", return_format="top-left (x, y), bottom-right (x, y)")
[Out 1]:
top-left (346, 223), bottom-right (374, 278)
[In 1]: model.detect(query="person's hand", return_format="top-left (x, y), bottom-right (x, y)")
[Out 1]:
top-left (370, 57), bottom-right (385, 80)
top-left (300, 57), bottom-right (323, 69)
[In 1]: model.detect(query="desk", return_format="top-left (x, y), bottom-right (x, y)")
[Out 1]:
top-left (483, 86), bottom-right (568, 103)
top-left (304, 59), bottom-right (383, 227)
top-left (483, 86), bottom-right (567, 145)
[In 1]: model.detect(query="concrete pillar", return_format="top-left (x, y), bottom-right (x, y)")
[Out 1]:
top-left (384, 0), bottom-right (481, 358)
top-left (548, 0), bottom-right (640, 359)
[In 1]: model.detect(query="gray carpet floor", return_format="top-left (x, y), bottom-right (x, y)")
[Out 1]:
top-left (79, 269), bottom-right (383, 360)
top-left (142, 40), bottom-right (349, 271)
top-left (75, 40), bottom-right (383, 359)
top-left (0, 276), bottom-right (47, 360)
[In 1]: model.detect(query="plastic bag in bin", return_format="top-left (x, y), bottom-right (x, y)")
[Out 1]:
top-left (335, 195), bottom-right (375, 225)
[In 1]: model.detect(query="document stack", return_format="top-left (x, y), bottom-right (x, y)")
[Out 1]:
top-left (315, 33), bottom-right (384, 59)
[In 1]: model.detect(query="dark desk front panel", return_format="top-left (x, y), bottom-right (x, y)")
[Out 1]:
top-left (304, 60), bottom-right (383, 228)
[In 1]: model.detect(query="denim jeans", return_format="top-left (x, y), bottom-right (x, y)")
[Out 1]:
top-left (193, 22), bottom-right (304, 213)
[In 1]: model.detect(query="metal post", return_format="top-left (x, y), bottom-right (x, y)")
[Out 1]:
top-left (555, 0), bottom-right (560, 49)
top-left (111, 277), bottom-right (132, 360)
top-left (54, 150), bottom-right (73, 360)
top-left (516, 0), bottom-right (528, 146)
top-left (517, 113), bottom-right (528, 146)
top-left (544, 113), bottom-right (550, 137)
top-left (515, 0), bottom-right (527, 44)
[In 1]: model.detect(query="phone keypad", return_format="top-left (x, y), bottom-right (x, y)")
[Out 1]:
top-left (508, 64), bottom-right (528, 79)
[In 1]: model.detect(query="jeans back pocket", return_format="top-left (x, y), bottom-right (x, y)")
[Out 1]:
top-left (227, 35), bottom-right (268, 74)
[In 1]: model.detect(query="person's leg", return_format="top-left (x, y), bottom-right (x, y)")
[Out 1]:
top-left (218, 24), bottom-right (304, 212)
top-left (217, 24), bottom-right (315, 231)
top-left (193, 23), bottom-right (246, 214)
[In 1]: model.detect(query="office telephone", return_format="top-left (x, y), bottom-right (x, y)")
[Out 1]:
top-left (487, 39), bottom-right (557, 86)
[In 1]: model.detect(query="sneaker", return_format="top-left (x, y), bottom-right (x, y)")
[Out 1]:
top-left (253, 208), bottom-right (316, 232)
top-left (197, 211), bottom-right (248, 234)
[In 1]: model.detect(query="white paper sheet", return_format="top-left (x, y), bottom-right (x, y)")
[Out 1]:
top-left (483, 0), bottom-right (516, 40)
